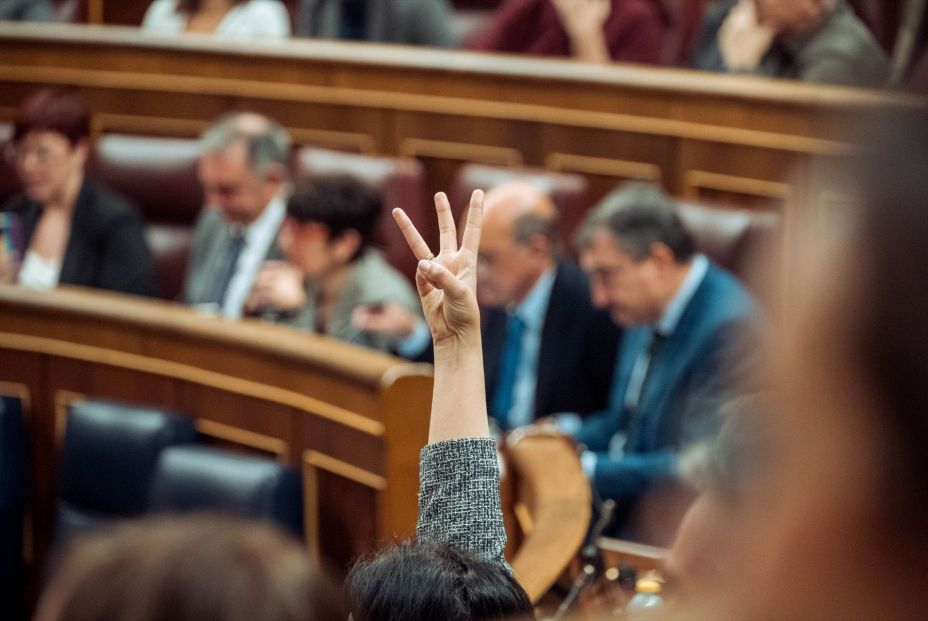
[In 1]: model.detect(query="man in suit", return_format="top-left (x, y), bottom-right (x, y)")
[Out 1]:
top-left (182, 112), bottom-right (291, 318)
top-left (570, 182), bottom-right (759, 527)
top-left (478, 182), bottom-right (621, 430)
top-left (691, 0), bottom-right (890, 87)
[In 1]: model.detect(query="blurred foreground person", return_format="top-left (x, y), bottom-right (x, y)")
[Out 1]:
top-left (346, 190), bottom-right (534, 620)
top-left (296, 0), bottom-right (454, 47)
top-left (0, 0), bottom-right (54, 21)
top-left (692, 0), bottom-right (890, 87)
top-left (35, 516), bottom-right (343, 621)
top-left (1, 89), bottom-right (156, 295)
top-left (671, 110), bottom-right (928, 620)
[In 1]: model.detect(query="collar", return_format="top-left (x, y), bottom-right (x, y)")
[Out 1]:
top-left (510, 267), bottom-right (556, 331)
top-left (656, 254), bottom-right (709, 337)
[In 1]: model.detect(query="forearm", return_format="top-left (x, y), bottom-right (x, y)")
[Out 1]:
top-left (429, 335), bottom-right (489, 444)
top-left (568, 30), bottom-right (611, 63)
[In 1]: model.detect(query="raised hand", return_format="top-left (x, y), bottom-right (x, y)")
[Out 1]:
top-left (392, 190), bottom-right (484, 350)
top-left (719, 0), bottom-right (776, 71)
top-left (551, 0), bottom-right (612, 63)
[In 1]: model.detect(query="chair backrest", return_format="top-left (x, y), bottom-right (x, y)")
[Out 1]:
top-left (88, 134), bottom-right (204, 299)
top-left (293, 146), bottom-right (428, 281)
top-left (53, 0), bottom-right (87, 23)
top-left (149, 445), bottom-right (303, 536)
top-left (56, 399), bottom-right (197, 545)
top-left (0, 123), bottom-right (20, 207)
top-left (450, 162), bottom-right (590, 251)
top-left (0, 397), bottom-right (27, 616)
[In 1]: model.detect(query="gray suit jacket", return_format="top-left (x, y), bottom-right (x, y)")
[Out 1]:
top-left (181, 207), bottom-right (283, 307)
top-left (274, 248), bottom-right (420, 353)
top-left (692, 0), bottom-right (891, 88)
top-left (0, 0), bottom-right (54, 20)
top-left (296, 0), bottom-right (453, 47)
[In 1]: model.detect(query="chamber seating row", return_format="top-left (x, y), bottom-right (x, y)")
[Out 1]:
top-left (0, 126), bottom-right (780, 297)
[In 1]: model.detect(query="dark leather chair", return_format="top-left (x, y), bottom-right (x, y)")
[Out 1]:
top-left (88, 134), bottom-right (203, 300)
top-left (677, 201), bottom-right (781, 288)
top-left (56, 399), bottom-right (197, 547)
top-left (0, 123), bottom-right (21, 207)
top-left (449, 162), bottom-right (591, 251)
top-left (0, 397), bottom-right (27, 617)
top-left (293, 147), bottom-right (428, 281)
top-left (149, 446), bottom-right (303, 537)
top-left (53, 0), bottom-right (87, 23)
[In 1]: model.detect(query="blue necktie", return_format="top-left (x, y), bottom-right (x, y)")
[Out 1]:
top-left (490, 313), bottom-right (524, 429)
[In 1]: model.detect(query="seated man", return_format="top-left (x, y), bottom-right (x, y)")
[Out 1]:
top-left (467, 0), bottom-right (665, 64)
top-left (691, 0), bottom-right (890, 87)
top-left (296, 0), bottom-right (454, 47)
top-left (569, 182), bottom-right (759, 529)
top-left (182, 112), bottom-right (291, 319)
top-left (477, 182), bottom-right (620, 430)
top-left (245, 174), bottom-right (420, 352)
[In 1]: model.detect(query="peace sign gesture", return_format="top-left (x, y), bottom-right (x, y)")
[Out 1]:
top-left (392, 190), bottom-right (484, 350)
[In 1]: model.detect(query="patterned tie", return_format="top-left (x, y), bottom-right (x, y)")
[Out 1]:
top-left (490, 313), bottom-right (524, 429)
top-left (209, 229), bottom-right (246, 308)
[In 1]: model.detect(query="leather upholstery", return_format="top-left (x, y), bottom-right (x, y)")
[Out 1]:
top-left (88, 134), bottom-right (203, 299)
top-left (149, 445), bottom-right (303, 536)
top-left (53, 0), bottom-right (87, 23)
top-left (0, 397), bottom-right (27, 616)
top-left (450, 162), bottom-right (590, 251)
top-left (56, 399), bottom-right (197, 545)
top-left (293, 147), bottom-right (428, 281)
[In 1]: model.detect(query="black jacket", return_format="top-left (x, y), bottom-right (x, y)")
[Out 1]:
top-left (4, 178), bottom-right (157, 297)
top-left (483, 260), bottom-right (621, 421)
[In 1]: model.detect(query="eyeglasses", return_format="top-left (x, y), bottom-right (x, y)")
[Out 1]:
top-left (3, 142), bottom-right (63, 166)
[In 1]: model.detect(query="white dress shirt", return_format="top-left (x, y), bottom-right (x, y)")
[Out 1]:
top-left (142, 0), bottom-right (292, 40)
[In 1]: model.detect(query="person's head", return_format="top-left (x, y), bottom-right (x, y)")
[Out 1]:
top-left (345, 541), bottom-right (534, 621)
top-left (700, 111), bottom-right (928, 621)
top-left (176, 0), bottom-right (245, 13)
top-left (574, 182), bottom-right (695, 327)
top-left (752, 0), bottom-right (837, 34)
top-left (35, 515), bottom-right (343, 621)
top-left (198, 112), bottom-right (290, 226)
top-left (8, 89), bottom-right (90, 206)
top-left (280, 174), bottom-right (382, 279)
top-left (476, 182), bottom-right (559, 308)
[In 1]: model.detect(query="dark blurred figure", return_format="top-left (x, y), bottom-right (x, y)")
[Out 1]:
top-left (34, 515), bottom-right (344, 621)
top-left (296, 0), bottom-right (454, 47)
top-left (1, 89), bottom-right (156, 296)
top-left (670, 110), bottom-right (928, 620)
top-left (0, 0), bottom-right (54, 21)
top-left (692, 0), bottom-right (891, 87)
top-left (467, 0), bottom-right (665, 64)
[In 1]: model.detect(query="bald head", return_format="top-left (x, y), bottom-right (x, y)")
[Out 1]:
top-left (477, 181), bottom-right (559, 307)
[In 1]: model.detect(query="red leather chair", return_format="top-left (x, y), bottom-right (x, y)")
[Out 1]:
top-left (449, 162), bottom-right (590, 252)
top-left (292, 147), bottom-right (428, 281)
top-left (88, 134), bottom-right (203, 300)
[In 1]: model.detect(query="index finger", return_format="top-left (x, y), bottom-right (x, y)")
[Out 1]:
top-left (460, 189), bottom-right (484, 254)
top-left (392, 208), bottom-right (434, 261)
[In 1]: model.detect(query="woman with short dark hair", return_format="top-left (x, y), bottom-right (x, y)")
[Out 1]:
top-left (1, 89), bottom-right (156, 296)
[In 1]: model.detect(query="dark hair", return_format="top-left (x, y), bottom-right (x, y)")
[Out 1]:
top-left (176, 0), bottom-right (246, 13)
top-left (345, 541), bottom-right (535, 621)
top-left (13, 89), bottom-right (90, 146)
top-left (37, 515), bottom-right (344, 621)
top-left (286, 174), bottom-right (383, 260)
top-left (849, 110), bottom-right (928, 533)
top-left (574, 182), bottom-right (695, 263)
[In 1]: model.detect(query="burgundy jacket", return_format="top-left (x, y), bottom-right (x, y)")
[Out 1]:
top-left (467, 0), bottom-right (666, 65)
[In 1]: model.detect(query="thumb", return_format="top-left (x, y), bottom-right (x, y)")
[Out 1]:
top-left (417, 260), bottom-right (467, 300)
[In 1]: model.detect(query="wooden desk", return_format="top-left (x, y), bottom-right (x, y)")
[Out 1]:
top-left (0, 284), bottom-right (432, 576)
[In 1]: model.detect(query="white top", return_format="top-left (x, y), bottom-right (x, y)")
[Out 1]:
top-left (18, 250), bottom-right (61, 290)
top-left (221, 195), bottom-right (287, 319)
top-left (142, 0), bottom-right (291, 40)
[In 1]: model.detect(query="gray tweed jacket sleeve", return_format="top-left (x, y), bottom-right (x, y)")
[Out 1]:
top-left (417, 437), bottom-right (511, 573)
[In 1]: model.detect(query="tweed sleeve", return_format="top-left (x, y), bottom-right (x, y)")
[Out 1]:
top-left (417, 437), bottom-right (511, 573)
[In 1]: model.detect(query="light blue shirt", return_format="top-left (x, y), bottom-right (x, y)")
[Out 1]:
top-left (502, 268), bottom-right (556, 430)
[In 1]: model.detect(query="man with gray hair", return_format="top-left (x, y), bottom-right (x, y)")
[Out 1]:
top-left (568, 182), bottom-right (759, 532)
top-left (182, 112), bottom-right (291, 318)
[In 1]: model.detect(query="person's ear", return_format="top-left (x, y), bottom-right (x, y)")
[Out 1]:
top-left (332, 229), bottom-right (361, 263)
top-left (648, 242), bottom-right (676, 271)
top-left (73, 139), bottom-right (90, 169)
top-left (262, 163), bottom-right (288, 189)
top-left (525, 233), bottom-right (552, 261)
